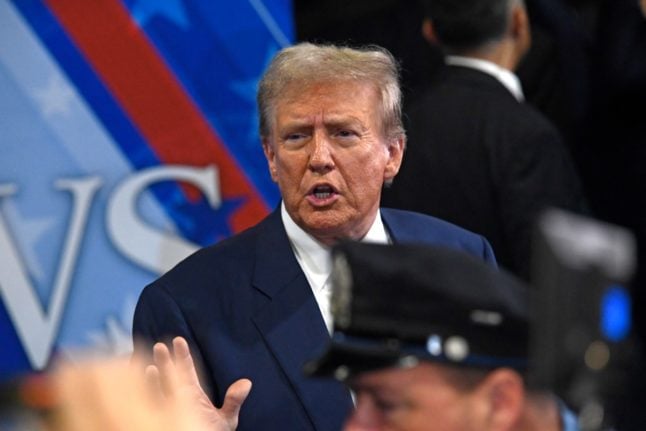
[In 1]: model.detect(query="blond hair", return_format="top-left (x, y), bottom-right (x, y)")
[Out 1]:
top-left (257, 42), bottom-right (405, 142)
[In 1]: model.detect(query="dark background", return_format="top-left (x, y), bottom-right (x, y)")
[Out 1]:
top-left (293, 1), bottom-right (646, 428)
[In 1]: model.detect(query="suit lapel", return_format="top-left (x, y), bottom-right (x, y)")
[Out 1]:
top-left (251, 209), bottom-right (353, 430)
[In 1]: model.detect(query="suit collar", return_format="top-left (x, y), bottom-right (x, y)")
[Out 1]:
top-left (442, 64), bottom-right (521, 102)
top-left (255, 207), bottom-right (392, 297)
top-left (445, 56), bottom-right (524, 101)
top-left (381, 208), bottom-right (406, 244)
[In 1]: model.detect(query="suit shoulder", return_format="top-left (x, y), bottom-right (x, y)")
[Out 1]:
top-left (382, 207), bottom-right (468, 231)
top-left (381, 208), bottom-right (497, 265)
top-left (149, 216), bottom-right (267, 294)
top-left (180, 226), bottom-right (256, 268)
top-left (508, 100), bottom-right (559, 131)
top-left (381, 208), bottom-right (480, 241)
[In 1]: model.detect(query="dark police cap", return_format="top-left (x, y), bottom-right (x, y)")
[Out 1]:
top-left (305, 242), bottom-right (530, 380)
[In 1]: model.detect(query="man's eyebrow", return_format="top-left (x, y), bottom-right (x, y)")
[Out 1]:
top-left (348, 380), bottom-right (385, 394)
top-left (351, 384), bottom-right (405, 406)
top-left (324, 117), bottom-right (367, 130)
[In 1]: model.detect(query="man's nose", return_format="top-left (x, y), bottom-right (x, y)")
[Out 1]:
top-left (308, 132), bottom-right (335, 173)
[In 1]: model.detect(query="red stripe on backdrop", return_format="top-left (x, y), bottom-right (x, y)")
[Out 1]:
top-left (45, 0), bottom-right (269, 232)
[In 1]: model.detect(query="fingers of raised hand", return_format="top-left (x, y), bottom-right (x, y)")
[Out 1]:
top-left (150, 337), bottom-right (251, 431)
top-left (219, 378), bottom-right (253, 429)
top-left (172, 336), bottom-right (202, 387)
top-left (152, 342), bottom-right (180, 397)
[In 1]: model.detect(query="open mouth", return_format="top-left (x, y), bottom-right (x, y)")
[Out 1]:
top-left (313, 185), bottom-right (333, 199)
top-left (309, 184), bottom-right (337, 200)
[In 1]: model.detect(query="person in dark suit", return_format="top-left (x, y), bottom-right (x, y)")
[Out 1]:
top-left (382, 0), bottom-right (587, 280)
top-left (132, 43), bottom-right (497, 431)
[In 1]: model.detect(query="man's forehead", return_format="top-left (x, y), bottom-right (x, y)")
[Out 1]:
top-left (276, 111), bottom-right (367, 127)
top-left (278, 80), bottom-right (379, 104)
top-left (273, 104), bottom-right (375, 132)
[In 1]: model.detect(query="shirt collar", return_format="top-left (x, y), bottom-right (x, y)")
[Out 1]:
top-left (281, 202), bottom-right (391, 290)
top-left (445, 55), bottom-right (525, 102)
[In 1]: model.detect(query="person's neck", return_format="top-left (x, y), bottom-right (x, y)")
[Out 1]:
top-left (308, 211), bottom-right (380, 247)
top-left (312, 225), bottom-right (369, 247)
top-left (515, 393), bottom-right (562, 431)
top-left (456, 39), bottom-right (522, 72)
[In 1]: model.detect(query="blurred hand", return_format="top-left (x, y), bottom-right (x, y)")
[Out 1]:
top-left (147, 337), bottom-right (252, 431)
top-left (51, 336), bottom-right (251, 431)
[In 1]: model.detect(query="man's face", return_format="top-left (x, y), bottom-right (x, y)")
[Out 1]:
top-left (344, 363), bottom-right (480, 431)
top-left (263, 81), bottom-right (404, 245)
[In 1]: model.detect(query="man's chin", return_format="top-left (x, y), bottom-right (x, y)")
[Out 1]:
top-left (299, 213), bottom-right (359, 244)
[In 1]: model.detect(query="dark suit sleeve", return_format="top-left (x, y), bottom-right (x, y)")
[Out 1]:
top-left (132, 282), bottom-right (218, 401)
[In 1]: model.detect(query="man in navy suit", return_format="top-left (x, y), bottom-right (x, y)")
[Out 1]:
top-left (133, 43), bottom-right (497, 431)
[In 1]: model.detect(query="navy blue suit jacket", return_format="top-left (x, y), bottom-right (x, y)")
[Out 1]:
top-left (133, 207), bottom-right (496, 431)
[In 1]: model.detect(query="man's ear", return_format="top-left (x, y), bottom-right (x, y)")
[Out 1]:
top-left (383, 135), bottom-right (405, 183)
top-left (510, 4), bottom-right (531, 56)
top-left (476, 368), bottom-right (524, 431)
top-left (262, 138), bottom-right (278, 183)
top-left (422, 19), bottom-right (439, 45)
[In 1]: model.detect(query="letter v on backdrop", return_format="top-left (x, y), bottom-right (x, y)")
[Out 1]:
top-left (0, 178), bottom-right (101, 369)
top-left (0, 165), bottom-right (217, 370)
top-left (0, 0), bottom-right (293, 376)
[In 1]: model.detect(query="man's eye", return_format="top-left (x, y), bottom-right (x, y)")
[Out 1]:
top-left (285, 133), bottom-right (306, 141)
top-left (336, 130), bottom-right (356, 138)
top-left (374, 397), bottom-right (400, 414)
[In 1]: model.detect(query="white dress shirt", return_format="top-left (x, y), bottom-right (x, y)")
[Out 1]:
top-left (446, 55), bottom-right (525, 102)
top-left (281, 202), bottom-right (390, 333)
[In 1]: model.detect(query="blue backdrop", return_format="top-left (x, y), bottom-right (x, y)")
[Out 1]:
top-left (0, 0), bottom-right (292, 378)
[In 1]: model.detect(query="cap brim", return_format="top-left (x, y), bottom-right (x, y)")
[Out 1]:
top-left (306, 330), bottom-right (529, 380)
top-left (304, 338), bottom-right (404, 380)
